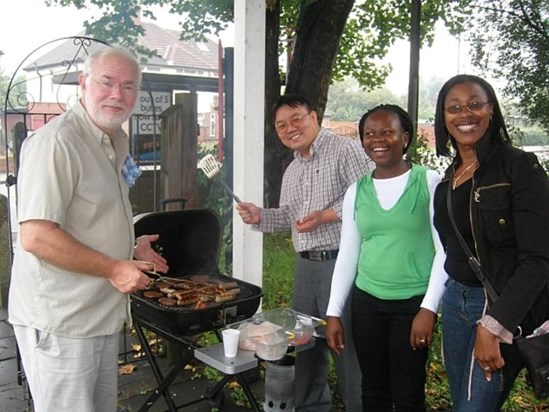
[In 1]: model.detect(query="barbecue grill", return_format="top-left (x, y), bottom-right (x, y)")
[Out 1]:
top-left (131, 208), bottom-right (264, 411)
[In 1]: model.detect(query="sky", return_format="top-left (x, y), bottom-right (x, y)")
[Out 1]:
top-left (0, 0), bottom-right (475, 95)
top-left (385, 26), bottom-right (474, 95)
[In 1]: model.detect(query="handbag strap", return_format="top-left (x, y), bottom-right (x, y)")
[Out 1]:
top-left (446, 175), bottom-right (500, 302)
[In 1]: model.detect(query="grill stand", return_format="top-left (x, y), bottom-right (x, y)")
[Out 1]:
top-left (133, 317), bottom-right (261, 412)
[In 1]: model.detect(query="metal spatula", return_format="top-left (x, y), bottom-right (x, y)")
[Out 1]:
top-left (198, 154), bottom-right (242, 203)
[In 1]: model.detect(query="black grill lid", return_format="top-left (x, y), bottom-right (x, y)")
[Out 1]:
top-left (133, 209), bottom-right (222, 276)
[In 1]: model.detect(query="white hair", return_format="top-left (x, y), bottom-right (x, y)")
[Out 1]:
top-left (83, 46), bottom-right (142, 86)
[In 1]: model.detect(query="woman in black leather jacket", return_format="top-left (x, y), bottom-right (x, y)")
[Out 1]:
top-left (432, 74), bottom-right (549, 411)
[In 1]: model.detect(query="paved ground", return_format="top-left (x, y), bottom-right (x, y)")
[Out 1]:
top-left (0, 308), bottom-right (264, 412)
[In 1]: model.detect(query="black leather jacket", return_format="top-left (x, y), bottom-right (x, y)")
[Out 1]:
top-left (434, 135), bottom-right (549, 335)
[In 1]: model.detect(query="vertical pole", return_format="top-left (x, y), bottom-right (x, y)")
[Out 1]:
top-left (232, 0), bottom-right (265, 287)
top-left (217, 40), bottom-right (224, 162)
top-left (223, 47), bottom-right (235, 272)
top-left (224, 48), bottom-right (234, 192)
top-left (407, 0), bottom-right (421, 137)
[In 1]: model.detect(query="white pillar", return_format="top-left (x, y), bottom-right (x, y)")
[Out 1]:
top-left (232, 0), bottom-right (265, 289)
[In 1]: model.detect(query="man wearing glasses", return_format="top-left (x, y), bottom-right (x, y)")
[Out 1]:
top-left (237, 94), bottom-right (372, 411)
top-left (9, 46), bottom-right (168, 411)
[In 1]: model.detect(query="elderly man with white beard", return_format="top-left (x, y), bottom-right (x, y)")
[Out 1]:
top-left (8, 46), bottom-right (169, 412)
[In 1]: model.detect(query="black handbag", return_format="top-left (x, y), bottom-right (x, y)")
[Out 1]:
top-left (446, 178), bottom-right (549, 399)
top-left (515, 332), bottom-right (549, 399)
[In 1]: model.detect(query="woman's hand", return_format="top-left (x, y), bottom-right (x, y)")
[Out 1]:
top-left (326, 316), bottom-right (345, 356)
top-left (474, 325), bottom-right (505, 381)
top-left (410, 308), bottom-right (436, 350)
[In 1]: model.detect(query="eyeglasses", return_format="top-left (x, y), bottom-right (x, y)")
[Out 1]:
top-left (91, 78), bottom-right (138, 96)
top-left (445, 101), bottom-right (490, 114)
top-left (275, 112), bottom-right (311, 133)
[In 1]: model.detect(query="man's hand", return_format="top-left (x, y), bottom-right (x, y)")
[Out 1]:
top-left (134, 234), bottom-right (169, 273)
top-left (236, 202), bottom-right (261, 225)
top-left (295, 209), bottom-right (339, 233)
top-left (108, 259), bottom-right (155, 294)
top-left (20, 219), bottom-right (158, 294)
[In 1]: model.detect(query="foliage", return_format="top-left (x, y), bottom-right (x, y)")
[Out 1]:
top-left (326, 75), bottom-right (447, 124)
top-left (141, 0), bottom-right (474, 89)
top-left (512, 126), bottom-right (549, 147)
top-left (417, 75), bottom-right (445, 121)
top-left (425, 320), bottom-right (452, 410)
top-left (326, 77), bottom-right (405, 121)
top-left (0, 66), bottom-right (26, 112)
top-left (407, 129), bottom-right (450, 174)
top-left (333, 0), bottom-right (474, 89)
top-left (48, 0), bottom-right (473, 105)
top-left (48, 0), bottom-right (159, 60)
top-left (0, 66), bottom-right (9, 109)
top-left (466, 0), bottom-right (549, 133)
top-left (196, 143), bottom-right (235, 273)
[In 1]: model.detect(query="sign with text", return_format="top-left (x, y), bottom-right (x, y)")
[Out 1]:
top-left (131, 92), bottom-right (171, 163)
top-left (132, 91), bottom-right (171, 134)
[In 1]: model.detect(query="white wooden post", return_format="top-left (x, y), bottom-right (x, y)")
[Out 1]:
top-left (232, 0), bottom-right (265, 289)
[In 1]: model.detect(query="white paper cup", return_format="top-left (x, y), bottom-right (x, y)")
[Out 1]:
top-left (222, 328), bottom-right (240, 358)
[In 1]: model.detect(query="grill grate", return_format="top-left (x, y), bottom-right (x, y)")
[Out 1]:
top-left (132, 274), bottom-right (256, 313)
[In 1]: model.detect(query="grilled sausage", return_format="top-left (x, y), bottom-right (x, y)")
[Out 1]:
top-left (143, 291), bottom-right (164, 299)
top-left (158, 297), bottom-right (177, 306)
top-left (215, 293), bottom-right (237, 303)
top-left (219, 282), bottom-right (239, 290)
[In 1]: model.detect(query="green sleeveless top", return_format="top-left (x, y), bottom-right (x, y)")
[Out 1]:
top-left (354, 164), bottom-right (434, 300)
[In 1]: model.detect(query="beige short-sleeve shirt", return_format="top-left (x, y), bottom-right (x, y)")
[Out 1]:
top-left (9, 101), bottom-right (135, 338)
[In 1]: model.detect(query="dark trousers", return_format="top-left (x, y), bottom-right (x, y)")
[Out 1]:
top-left (352, 286), bottom-right (428, 412)
top-left (292, 255), bottom-right (363, 412)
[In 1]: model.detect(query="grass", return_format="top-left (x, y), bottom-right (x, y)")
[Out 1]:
top-left (260, 232), bottom-right (549, 411)
top-left (262, 233), bottom-right (295, 311)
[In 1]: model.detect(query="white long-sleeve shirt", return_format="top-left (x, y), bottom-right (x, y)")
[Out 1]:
top-left (326, 168), bottom-right (448, 317)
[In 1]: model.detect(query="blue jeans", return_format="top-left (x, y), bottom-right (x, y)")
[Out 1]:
top-left (442, 279), bottom-right (519, 412)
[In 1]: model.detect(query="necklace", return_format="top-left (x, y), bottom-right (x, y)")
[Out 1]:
top-left (452, 161), bottom-right (478, 190)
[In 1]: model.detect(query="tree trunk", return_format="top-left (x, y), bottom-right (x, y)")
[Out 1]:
top-left (265, 0), bottom-right (355, 207)
top-left (285, 0), bottom-right (355, 120)
top-left (264, 1), bottom-right (290, 208)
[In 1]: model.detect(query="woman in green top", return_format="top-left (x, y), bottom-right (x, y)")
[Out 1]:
top-left (326, 105), bottom-right (447, 411)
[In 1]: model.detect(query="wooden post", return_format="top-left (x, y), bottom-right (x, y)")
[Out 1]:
top-left (160, 93), bottom-right (198, 210)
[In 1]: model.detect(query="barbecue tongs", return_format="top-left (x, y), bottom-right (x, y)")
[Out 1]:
top-left (144, 270), bottom-right (181, 284)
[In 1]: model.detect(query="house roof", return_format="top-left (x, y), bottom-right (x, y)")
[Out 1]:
top-left (22, 21), bottom-right (218, 75)
top-left (139, 22), bottom-right (218, 72)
